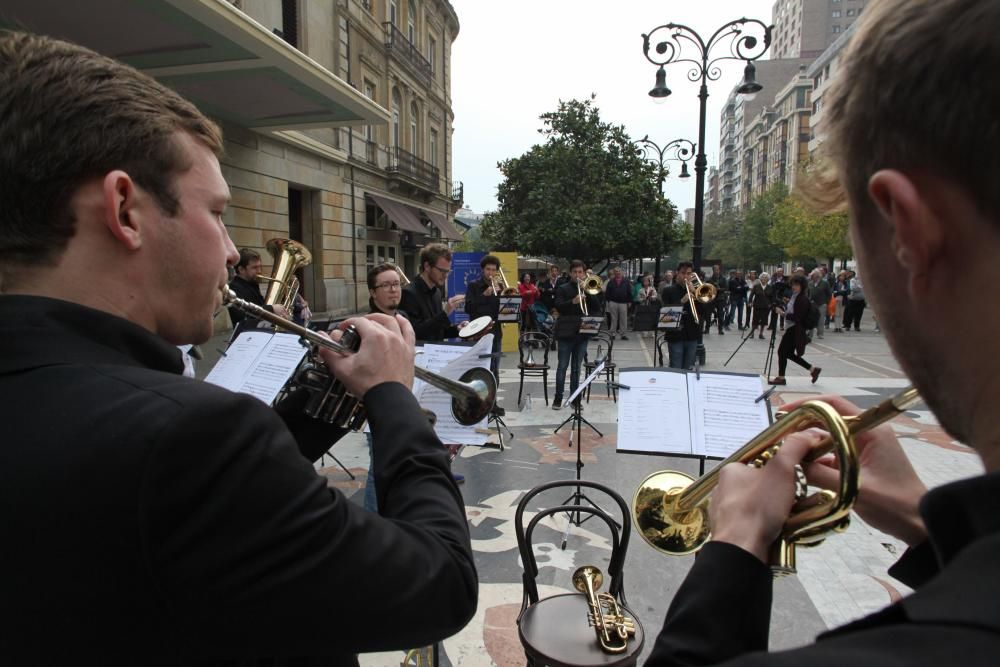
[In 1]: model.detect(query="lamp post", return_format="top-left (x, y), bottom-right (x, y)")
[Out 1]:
top-left (634, 136), bottom-right (695, 283)
top-left (642, 19), bottom-right (771, 271)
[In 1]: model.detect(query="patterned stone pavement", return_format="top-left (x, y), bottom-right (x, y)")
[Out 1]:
top-left (199, 323), bottom-right (981, 666)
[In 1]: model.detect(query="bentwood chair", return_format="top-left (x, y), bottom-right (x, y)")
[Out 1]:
top-left (518, 332), bottom-right (552, 407)
top-left (583, 332), bottom-right (618, 403)
top-left (514, 480), bottom-right (645, 667)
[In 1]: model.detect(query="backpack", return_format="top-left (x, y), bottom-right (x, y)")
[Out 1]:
top-left (804, 301), bottom-right (821, 331)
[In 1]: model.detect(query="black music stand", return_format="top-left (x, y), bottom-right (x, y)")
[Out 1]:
top-left (764, 307), bottom-right (781, 380)
top-left (723, 301), bottom-right (758, 368)
top-left (552, 362), bottom-right (615, 549)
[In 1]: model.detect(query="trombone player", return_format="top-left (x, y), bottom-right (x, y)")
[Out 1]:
top-left (0, 31), bottom-right (476, 663)
top-left (648, 0), bottom-right (1000, 663)
top-left (464, 254), bottom-right (506, 383)
top-left (551, 260), bottom-right (602, 409)
top-left (659, 262), bottom-right (702, 370)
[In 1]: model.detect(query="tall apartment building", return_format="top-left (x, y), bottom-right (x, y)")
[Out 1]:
top-left (3, 0), bottom-right (464, 319)
top-left (807, 20), bottom-right (859, 154)
top-left (715, 58), bottom-right (811, 214)
top-left (771, 0), bottom-right (867, 60)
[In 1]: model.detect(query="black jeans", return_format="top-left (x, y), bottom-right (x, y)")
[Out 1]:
top-left (843, 299), bottom-right (866, 330)
top-left (777, 327), bottom-right (812, 376)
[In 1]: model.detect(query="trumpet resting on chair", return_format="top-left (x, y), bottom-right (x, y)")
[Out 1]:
top-left (572, 565), bottom-right (636, 654)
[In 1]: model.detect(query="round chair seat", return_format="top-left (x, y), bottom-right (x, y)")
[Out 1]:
top-left (518, 593), bottom-right (644, 667)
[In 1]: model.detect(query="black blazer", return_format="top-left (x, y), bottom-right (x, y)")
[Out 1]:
top-left (0, 295), bottom-right (477, 665)
top-left (401, 277), bottom-right (459, 341)
top-left (553, 280), bottom-right (602, 339)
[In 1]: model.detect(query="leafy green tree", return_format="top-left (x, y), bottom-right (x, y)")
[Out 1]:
top-left (479, 97), bottom-right (686, 265)
top-left (770, 194), bottom-right (852, 264)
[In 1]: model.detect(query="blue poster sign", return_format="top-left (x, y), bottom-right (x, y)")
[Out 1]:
top-left (448, 252), bottom-right (484, 325)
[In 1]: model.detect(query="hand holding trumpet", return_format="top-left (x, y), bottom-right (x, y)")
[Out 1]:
top-left (709, 394), bottom-right (929, 564)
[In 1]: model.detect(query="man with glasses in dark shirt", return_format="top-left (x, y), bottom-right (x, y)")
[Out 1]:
top-left (401, 243), bottom-right (466, 342)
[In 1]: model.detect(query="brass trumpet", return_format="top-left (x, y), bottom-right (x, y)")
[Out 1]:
top-left (222, 288), bottom-right (497, 425)
top-left (683, 274), bottom-right (716, 324)
top-left (576, 275), bottom-right (603, 316)
top-left (491, 266), bottom-right (520, 296)
top-left (632, 386), bottom-right (921, 576)
top-left (572, 565), bottom-right (636, 654)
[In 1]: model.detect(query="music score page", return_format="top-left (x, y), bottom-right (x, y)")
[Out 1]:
top-left (617, 369), bottom-right (770, 459)
top-left (204, 332), bottom-right (308, 405)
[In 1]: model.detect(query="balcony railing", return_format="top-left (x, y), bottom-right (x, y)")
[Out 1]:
top-left (451, 181), bottom-right (464, 204)
top-left (383, 22), bottom-right (432, 83)
top-left (385, 145), bottom-right (439, 189)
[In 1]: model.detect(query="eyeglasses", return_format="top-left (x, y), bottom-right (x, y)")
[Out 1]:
top-left (431, 265), bottom-right (451, 276)
top-left (374, 282), bottom-right (402, 290)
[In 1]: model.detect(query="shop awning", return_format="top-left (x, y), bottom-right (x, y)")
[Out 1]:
top-left (0, 0), bottom-right (388, 131)
top-left (423, 209), bottom-right (464, 241)
top-left (369, 194), bottom-right (427, 234)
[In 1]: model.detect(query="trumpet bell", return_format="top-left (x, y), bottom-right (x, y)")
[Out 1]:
top-left (632, 470), bottom-right (710, 555)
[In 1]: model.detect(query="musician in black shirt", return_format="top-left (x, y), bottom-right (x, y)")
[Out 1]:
top-left (401, 243), bottom-right (466, 342)
top-left (226, 248), bottom-right (289, 336)
top-left (464, 254), bottom-right (503, 378)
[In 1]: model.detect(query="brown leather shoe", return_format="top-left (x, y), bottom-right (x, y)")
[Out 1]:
top-left (811, 367), bottom-right (822, 384)
top-left (768, 377), bottom-right (787, 385)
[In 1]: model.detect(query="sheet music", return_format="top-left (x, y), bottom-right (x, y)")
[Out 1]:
top-left (616, 369), bottom-right (770, 459)
top-left (204, 332), bottom-right (307, 405)
top-left (413, 335), bottom-right (493, 445)
top-left (616, 370), bottom-right (693, 454)
top-left (688, 372), bottom-right (770, 458)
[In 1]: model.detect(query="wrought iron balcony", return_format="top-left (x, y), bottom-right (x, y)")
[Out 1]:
top-left (383, 22), bottom-right (432, 83)
top-left (385, 145), bottom-right (439, 190)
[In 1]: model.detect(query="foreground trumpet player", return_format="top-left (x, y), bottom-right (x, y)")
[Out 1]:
top-left (647, 0), bottom-right (1000, 664)
top-left (0, 32), bottom-right (476, 664)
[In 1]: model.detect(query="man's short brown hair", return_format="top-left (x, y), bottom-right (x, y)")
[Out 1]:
top-left (419, 243), bottom-right (452, 272)
top-left (803, 0), bottom-right (1000, 223)
top-left (0, 31), bottom-right (223, 274)
top-left (236, 248), bottom-right (261, 272)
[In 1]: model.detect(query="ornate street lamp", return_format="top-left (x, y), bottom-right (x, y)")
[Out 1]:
top-left (634, 136), bottom-right (695, 282)
top-left (642, 19), bottom-right (771, 270)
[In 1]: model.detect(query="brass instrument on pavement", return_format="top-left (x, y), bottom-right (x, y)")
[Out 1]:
top-left (258, 238), bottom-right (312, 311)
top-left (572, 565), bottom-right (636, 654)
top-left (222, 288), bottom-right (497, 428)
top-left (632, 386), bottom-right (921, 576)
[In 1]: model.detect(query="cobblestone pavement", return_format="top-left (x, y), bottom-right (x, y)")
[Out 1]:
top-left (198, 322), bottom-right (980, 666)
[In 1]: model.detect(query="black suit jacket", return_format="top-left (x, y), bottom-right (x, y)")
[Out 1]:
top-left (227, 274), bottom-right (277, 333)
top-left (401, 276), bottom-right (459, 341)
top-left (645, 472), bottom-right (1000, 666)
top-left (553, 280), bottom-right (602, 339)
top-left (0, 295), bottom-right (477, 665)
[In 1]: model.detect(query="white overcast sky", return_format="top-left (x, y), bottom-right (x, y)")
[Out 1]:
top-left (450, 0), bottom-right (776, 216)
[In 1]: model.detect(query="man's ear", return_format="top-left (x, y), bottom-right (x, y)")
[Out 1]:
top-left (101, 170), bottom-right (145, 251)
top-left (868, 169), bottom-right (944, 294)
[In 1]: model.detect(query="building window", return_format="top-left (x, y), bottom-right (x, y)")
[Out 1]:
top-left (407, 0), bottom-right (416, 43)
top-left (389, 0), bottom-right (398, 27)
top-left (846, 8), bottom-right (856, 15)
top-left (391, 88), bottom-right (401, 147)
top-left (429, 129), bottom-right (438, 168)
top-left (363, 81), bottom-right (376, 142)
top-left (410, 102), bottom-right (419, 155)
top-left (428, 35), bottom-right (436, 73)
top-left (832, 9), bottom-right (841, 17)
top-left (832, 24), bottom-right (841, 33)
